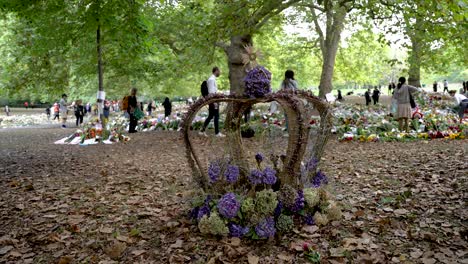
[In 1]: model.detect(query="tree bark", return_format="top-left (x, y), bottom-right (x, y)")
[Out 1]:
top-left (224, 35), bottom-right (252, 95)
top-left (97, 23), bottom-right (105, 123)
top-left (317, 7), bottom-right (346, 98)
top-left (408, 18), bottom-right (423, 87)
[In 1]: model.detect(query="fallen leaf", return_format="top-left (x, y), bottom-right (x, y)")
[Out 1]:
top-left (100, 227), bottom-right (113, 234)
top-left (170, 239), bottom-right (183, 249)
top-left (43, 214), bottom-right (57, 218)
top-left (421, 258), bottom-right (436, 264)
top-left (394, 209), bottom-right (408, 216)
top-left (8, 250), bottom-right (22, 258)
top-left (330, 247), bottom-right (345, 257)
top-left (248, 254), bottom-right (259, 264)
top-left (410, 249), bottom-right (423, 259)
top-left (0, 246), bottom-right (13, 255)
top-left (116, 235), bottom-right (131, 243)
top-left (131, 250), bottom-right (146, 256)
top-left (57, 256), bottom-right (72, 264)
top-left (105, 241), bottom-right (126, 260)
top-left (302, 225), bottom-right (319, 234)
top-left (230, 237), bottom-right (241, 247)
top-left (277, 253), bottom-right (293, 261)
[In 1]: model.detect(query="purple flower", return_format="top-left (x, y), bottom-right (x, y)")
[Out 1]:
top-left (208, 162), bottom-right (221, 183)
top-left (312, 170), bottom-right (328, 187)
top-left (303, 214), bottom-right (315, 225)
top-left (255, 153), bottom-right (264, 164)
top-left (204, 195), bottom-right (212, 205)
top-left (274, 201), bottom-right (283, 218)
top-left (217, 193), bottom-right (240, 219)
top-left (263, 167), bottom-right (277, 185)
top-left (189, 207), bottom-right (199, 220)
top-left (244, 66), bottom-right (272, 98)
top-left (290, 190), bottom-right (305, 213)
top-left (228, 223), bottom-right (250, 237)
top-left (197, 205), bottom-right (210, 219)
top-left (224, 164), bottom-right (240, 183)
top-left (305, 157), bottom-right (318, 172)
top-left (249, 169), bottom-right (263, 185)
top-left (255, 217), bottom-right (276, 238)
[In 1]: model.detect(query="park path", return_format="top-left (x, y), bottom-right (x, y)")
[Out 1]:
top-left (0, 127), bottom-right (466, 263)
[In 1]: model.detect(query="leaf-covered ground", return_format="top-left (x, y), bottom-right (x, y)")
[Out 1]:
top-left (0, 128), bottom-right (466, 263)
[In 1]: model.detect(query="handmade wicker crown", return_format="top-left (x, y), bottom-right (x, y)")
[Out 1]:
top-left (181, 89), bottom-right (332, 192)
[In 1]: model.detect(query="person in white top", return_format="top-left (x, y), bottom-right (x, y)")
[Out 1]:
top-left (449, 90), bottom-right (468, 123)
top-left (4, 105), bottom-right (10, 116)
top-left (59, 94), bottom-right (69, 128)
top-left (443, 80), bottom-right (449, 93)
top-left (200, 67), bottom-right (225, 137)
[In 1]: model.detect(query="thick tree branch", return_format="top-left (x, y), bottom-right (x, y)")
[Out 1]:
top-left (251, 0), bottom-right (301, 31)
top-left (215, 41), bottom-right (229, 51)
top-left (308, 5), bottom-right (325, 52)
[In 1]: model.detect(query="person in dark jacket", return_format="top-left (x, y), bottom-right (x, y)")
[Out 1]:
top-left (128, 88), bottom-right (138, 133)
top-left (75, 100), bottom-right (85, 127)
top-left (162, 97), bottom-right (172, 118)
top-left (103, 100), bottom-right (110, 119)
top-left (364, 89), bottom-right (371, 106)
top-left (337, 90), bottom-right (343, 101)
top-left (372, 86), bottom-right (380, 105)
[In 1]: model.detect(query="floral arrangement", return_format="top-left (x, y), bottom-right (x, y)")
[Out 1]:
top-left (189, 153), bottom-right (341, 239)
top-left (244, 66), bottom-right (272, 98)
top-left (333, 93), bottom-right (466, 142)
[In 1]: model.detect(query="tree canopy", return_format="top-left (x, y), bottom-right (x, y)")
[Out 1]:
top-left (0, 0), bottom-right (466, 103)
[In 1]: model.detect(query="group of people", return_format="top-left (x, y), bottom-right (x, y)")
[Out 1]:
top-left (364, 87), bottom-right (381, 105)
top-left (121, 88), bottom-right (173, 133)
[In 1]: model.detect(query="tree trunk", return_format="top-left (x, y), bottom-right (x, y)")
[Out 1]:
top-left (97, 23), bottom-right (105, 124)
top-left (223, 35), bottom-right (252, 176)
top-left (318, 44), bottom-right (339, 97)
top-left (408, 20), bottom-right (422, 87)
top-left (317, 7), bottom-right (347, 98)
top-left (225, 35), bottom-right (252, 95)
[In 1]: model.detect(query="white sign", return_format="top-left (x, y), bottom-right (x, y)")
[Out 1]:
top-left (97, 91), bottom-right (106, 100)
top-left (325, 93), bottom-right (336, 102)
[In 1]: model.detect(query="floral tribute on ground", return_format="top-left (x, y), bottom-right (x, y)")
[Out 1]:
top-left (181, 58), bottom-right (339, 239)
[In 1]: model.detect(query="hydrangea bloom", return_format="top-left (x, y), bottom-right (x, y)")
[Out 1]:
top-left (278, 185), bottom-right (297, 208)
top-left (244, 66), bottom-right (272, 98)
top-left (228, 223), bottom-right (250, 237)
top-left (255, 217), bottom-right (276, 238)
top-left (263, 167), bottom-right (277, 185)
top-left (255, 153), bottom-right (264, 164)
top-left (305, 157), bottom-right (318, 172)
top-left (198, 213), bottom-right (229, 236)
top-left (224, 164), bottom-right (240, 183)
top-left (303, 214), bottom-right (315, 225)
top-left (217, 193), bottom-right (240, 219)
top-left (249, 169), bottom-right (263, 185)
top-left (255, 189), bottom-right (278, 215)
top-left (208, 162), bottom-right (221, 183)
top-left (312, 170), bottom-right (328, 187)
top-left (274, 201), bottom-right (283, 218)
top-left (241, 197), bottom-right (255, 215)
top-left (303, 188), bottom-right (320, 208)
top-left (276, 214), bottom-right (294, 233)
top-left (290, 190), bottom-right (305, 213)
top-left (197, 205), bottom-right (210, 220)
